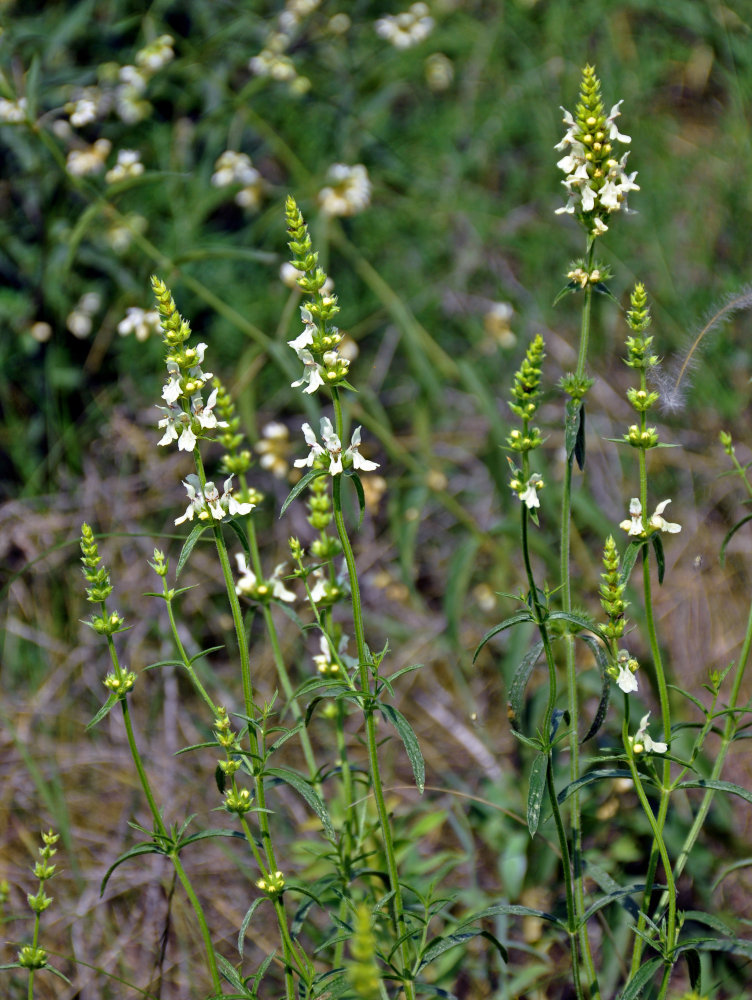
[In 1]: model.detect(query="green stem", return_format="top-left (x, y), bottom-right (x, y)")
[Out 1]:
top-left (623, 718), bottom-right (677, 996)
top-left (561, 239), bottom-right (599, 997)
top-left (330, 389), bottom-right (416, 1000)
top-left (119, 698), bottom-right (222, 993)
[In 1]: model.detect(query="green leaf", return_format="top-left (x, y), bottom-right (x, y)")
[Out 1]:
top-left (720, 513), bottom-right (752, 566)
top-left (86, 692), bottom-right (119, 730)
top-left (619, 957), bottom-right (663, 999)
top-left (226, 517), bottom-right (250, 557)
top-left (564, 398), bottom-right (582, 462)
top-left (557, 769), bottom-right (633, 805)
top-left (279, 468), bottom-right (329, 517)
top-left (345, 468), bottom-right (366, 529)
top-left (176, 523), bottom-right (208, 579)
top-left (678, 778), bottom-right (752, 808)
top-left (527, 754), bottom-right (547, 837)
top-left (379, 703), bottom-right (425, 793)
top-left (619, 539), bottom-right (648, 588)
top-left (467, 901), bottom-right (565, 929)
top-left (100, 842), bottom-right (166, 895)
top-left (264, 767), bottom-right (335, 839)
top-left (711, 856), bottom-right (752, 890)
top-left (574, 401), bottom-right (586, 470)
top-left (651, 532), bottom-right (665, 585)
top-left (474, 611), bottom-right (534, 662)
top-left (553, 282), bottom-right (580, 305)
top-left (508, 640), bottom-right (544, 732)
top-left (546, 610), bottom-right (609, 644)
top-left (419, 928), bottom-right (508, 970)
top-left (238, 896), bottom-right (269, 958)
top-left (582, 882), bottom-right (644, 922)
top-left (579, 634), bottom-right (612, 743)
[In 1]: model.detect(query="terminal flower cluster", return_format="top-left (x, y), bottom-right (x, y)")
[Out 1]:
top-left (619, 498), bottom-right (681, 538)
top-left (555, 65), bottom-right (639, 234)
top-left (235, 553), bottom-right (296, 603)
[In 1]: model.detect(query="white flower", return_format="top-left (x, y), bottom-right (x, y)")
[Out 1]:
top-left (632, 712), bottom-right (667, 754)
top-left (318, 164), bottom-right (371, 217)
top-left (191, 387), bottom-right (226, 431)
top-left (117, 307), bottom-right (161, 341)
top-left (313, 633), bottom-right (348, 675)
top-left (616, 661), bottom-right (639, 693)
top-left (606, 101), bottom-right (631, 144)
top-left (0, 97), bottom-right (27, 123)
top-left (287, 307), bottom-right (316, 352)
top-left (295, 418), bottom-right (378, 476)
top-left (620, 498), bottom-right (680, 536)
top-left (648, 499), bottom-right (681, 534)
top-left (375, 3), bottom-right (434, 49)
top-left (346, 426), bottom-right (379, 471)
top-left (162, 360), bottom-right (184, 404)
top-left (517, 473), bottom-right (544, 509)
top-left (235, 554), bottom-right (295, 602)
top-left (105, 149), bottom-right (144, 184)
top-left (174, 475), bottom-right (253, 525)
top-left (136, 34), bottom-right (175, 73)
top-left (290, 349), bottom-right (326, 394)
top-left (156, 403), bottom-right (196, 451)
top-left (66, 139), bottom-right (112, 177)
top-left (619, 497), bottom-right (644, 536)
top-left (174, 474), bottom-right (205, 524)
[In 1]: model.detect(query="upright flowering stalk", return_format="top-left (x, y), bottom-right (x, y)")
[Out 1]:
top-left (151, 279), bottom-right (302, 999)
top-left (79, 524), bottom-right (221, 994)
top-left (618, 285), bottom-right (681, 981)
top-left (284, 197), bottom-right (417, 1000)
top-left (554, 67), bottom-right (639, 997)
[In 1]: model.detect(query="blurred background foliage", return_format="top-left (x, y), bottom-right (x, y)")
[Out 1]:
top-left (2, 1), bottom-right (752, 997)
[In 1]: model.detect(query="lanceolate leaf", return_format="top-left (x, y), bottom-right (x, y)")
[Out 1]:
top-left (508, 640), bottom-right (544, 732)
top-left (176, 523), bottom-right (208, 579)
top-left (419, 928), bottom-right (508, 970)
top-left (345, 468), bottom-right (366, 529)
top-left (473, 611), bottom-right (535, 661)
top-left (264, 766), bottom-right (335, 838)
top-left (565, 398), bottom-right (582, 464)
top-left (679, 778), bottom-right (752, 808)
top-left (619, 538), bottom-right (648, 588)
top-left (279, 468), bottom-right (329, 517)
top-left (379, 703), bottom-right (425, 793)
top-left (619, 957), bottom-right (663, 999)
top-left (579, 634), bottom-right (612, 743)
top-left (86, 691), bottom-right (119, 730)
top-left (651, 532), bottom-right (665, 585)
top-left (527, 753), bottom-right (547, 837)
top-left (720, 513), bottom-right (752, 566)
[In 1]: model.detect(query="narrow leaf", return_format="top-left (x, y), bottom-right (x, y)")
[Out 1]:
top-left (651, 532), bottom-right (665, 585)
top-left (579, 634), bottom-right (612, 743)
top-left (720, 513), bottom-right (752, 566)
top-left (473, 611), bottom-right (535, 661)
top-left (380, 703), bottom-right (425, 793)
top-left (619, 539), bottom-right (648, 588)
top-left (565, 398), bottom-right (582, 462)
top-left (574, 400), bottom-right (586, 470)
top-left (264, 766), bottom-right (335, 838)
top-left (508, 640), bottom-right (544, 732)
top-left (679, 778), bottom-right (752, 808)
top-left (279, 468), bottom-right (329, 518)
top-left (86, 692), bottom-right (119, 730)
top-left (176, 523), bottom-right (208, 579)
top-left (619, 957), bottom-right (663, 999)
top-left (345, 469), bottom-right (366, 529)
top-left (527, 754), bottom-right (547, 837)
top-left (238, 896), bottom-right (268, 958)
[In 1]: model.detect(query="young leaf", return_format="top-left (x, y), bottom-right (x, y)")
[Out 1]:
top-left (279, 467), bottom-right (329, 517)
top-left (474, 611), bottom-right (535, 662)
top-left (651, 532), bottom-right (665, 585)
top-left (579, 634), bottom-right (612, 743)
top-left (508, 640), bottom-right (544, 733)
top-left (86, 692), bottom-right (119, 730)
top-left (264, 766), bottom-right (335, 839)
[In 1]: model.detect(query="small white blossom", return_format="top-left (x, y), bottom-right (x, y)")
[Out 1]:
top-left (136, 34), bottom-right (175, 73)
top-left (616, 661), bottom-right (638, 693)
top-left (312, 633), bottom-right (348, 675)
top-left (117, 307), bottom-right (161, 341)
top-left (156, 403), bottom-right (195, 451)
top-left (105, 149), bottom-right (144, 184)
top-left (295, 418), bottom-right (378, 476)
top-left (66, 138), bottom-right (112, 176)
top-left (619, 497), bottom-right (644, 536)
top-left (375, 3), bottom-right (434, 49)
top-left (290, 349), bottom-right (326, 394)
top-left (162, 360), bottom-right (184, 404)
top-left (175, 475), bottom-right (254, 525)
top-left (318, 163), bottom-right (371, 217)
top-left (631, 712), bottom-right (667, 754)
top-left (235, 553), bottom-right (295, 602)
top-left (620, 498), bottom-right (680, 537)
top-left (649, 499), bottom-right (681, 534)
top-left (0, 97), bottom-right (27, 123)
top-left (287, 307), bottom-right (316, 352)
top-left (516, 473), bottom-right (544, 510)
top-left (191, 387), bottom-right (226, 430)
